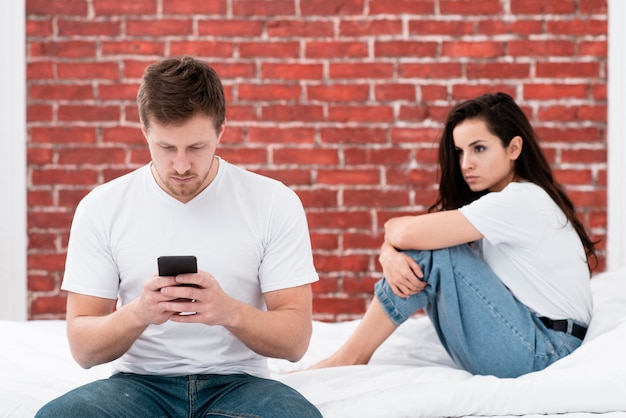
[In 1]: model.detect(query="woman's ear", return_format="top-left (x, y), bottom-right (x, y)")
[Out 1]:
top-left (508, 136), bottom-right (523, 160)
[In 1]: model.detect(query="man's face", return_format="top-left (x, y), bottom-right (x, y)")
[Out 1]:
top-left (143, 113), bottom-right (224, 203)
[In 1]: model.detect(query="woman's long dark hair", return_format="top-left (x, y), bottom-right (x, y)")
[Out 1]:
top-left (429, 92), bottom-right (597, 270)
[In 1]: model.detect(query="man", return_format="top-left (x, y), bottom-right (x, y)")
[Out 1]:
top-left (36, 56), bottom-right (322, 418)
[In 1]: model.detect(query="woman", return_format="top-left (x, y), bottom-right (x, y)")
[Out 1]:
top-left (312, 92), bottom-right (597, 378)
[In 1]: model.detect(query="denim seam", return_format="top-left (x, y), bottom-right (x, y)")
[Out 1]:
top-left (453, 266), bottom-right (536, 354)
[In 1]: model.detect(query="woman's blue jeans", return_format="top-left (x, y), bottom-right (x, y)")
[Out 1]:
top-left (35, 372), bottom-right (322, 418)
top-left (375, 245), bottom-right (584, 378)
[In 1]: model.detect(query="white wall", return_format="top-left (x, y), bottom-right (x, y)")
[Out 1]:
top-left (607, 0), bottom-right (626, 271)
top-left (0, 0), bottom-right (27, 320)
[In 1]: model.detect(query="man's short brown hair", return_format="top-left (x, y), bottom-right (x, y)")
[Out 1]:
top-left (137, 56), bottom-right (226, 133)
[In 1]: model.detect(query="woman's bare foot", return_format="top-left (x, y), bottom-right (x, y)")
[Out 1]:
top-left (307, 351), bottom-right (368, 370)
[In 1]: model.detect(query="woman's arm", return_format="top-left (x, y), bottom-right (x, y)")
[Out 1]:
top-left (384, 210), bottom-right (483, 251)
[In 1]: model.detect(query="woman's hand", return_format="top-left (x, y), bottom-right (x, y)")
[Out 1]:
top-left (378, 241), bottom-right (427, 298)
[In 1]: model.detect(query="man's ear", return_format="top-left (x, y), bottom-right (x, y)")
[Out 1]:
top-left (508, 135), bottom-right (523, 160)
top-left (140, 123), bottom-right (149, 142)
top-left (216, 121), bottom-right (226, 143)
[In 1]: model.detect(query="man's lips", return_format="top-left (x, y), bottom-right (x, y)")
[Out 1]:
top-left (171, 176), bottom-right (194, 184)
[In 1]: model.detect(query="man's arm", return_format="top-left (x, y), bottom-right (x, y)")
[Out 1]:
top-left (165, 275), bottom-right (313, 362)
top-left (66, 275), bottom-right (181, 369)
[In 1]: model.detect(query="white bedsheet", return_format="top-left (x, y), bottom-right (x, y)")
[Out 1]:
top-left (2, 269), bottom-right (626, 418)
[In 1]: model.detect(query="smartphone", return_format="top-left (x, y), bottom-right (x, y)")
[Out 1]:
top-left (157, 255), bottom-right (197, 277)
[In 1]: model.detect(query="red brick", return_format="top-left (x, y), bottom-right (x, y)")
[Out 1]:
top-left (58, 19), bottom-right (121, 36)
top-left (344, 148), bottom-right (411, 165)
top-left (58, 147), bottom-right (127, 165)
top-left (238, 84), bottom-right (302, 101)
top-left (127, 19), bottom-right (193, 36)
top-left (98, 83), bottom-right (141, 100)
top-left (30, 127), bottom-right (97, 144)
top-left (524, 84), bottom-right (588, 100)
top-left (169, 41), bottom-right (234, 58)
top-left (580, 41), bottom-right (607, 58)
top-left (466, 63), bottom-right (531, 79)
top-left (26, 19), bottom-right (53, 37)
top-left (508, 40), bottom-right (575, 57)
top-left (102, 126), bottom-right (146, 146)
top-left (328, 105), bottom-right (394, 123)
top-left (301, 0), bottom-right (364, 15)
top-left (28, 274), bottom-right (59, 292)
top-left (233, 0), bottom-right (296, 16)
top-left (27, 190), bottom-right (54, 207)
top-left (306, 41), bottom-right (368, 59)
top-left (163, 0), bottom-right (226, 14)
top-left (273, 148), bottom-right (340, 165)
top-left (267, 20), bottom-right (334, 37)
top-left (329, 63), bottom-right (394, 79)
top-left (261, 63), bottom-right (324, 80)
top-left (93, 0), bottom-right (158, 16)
top-left (307, 85), bottom-right (369, 102)
top-left (57, 62), bottom-right (120, 80)
top-left (27, 61), bottom-right (54, 80)
top-left (535, 62), bottom-right (600, 78)
top-left (58, 189), bottom-right (92, 209)
top-left (296, 189), bottom-right (339, 208)
top-left (27, 0), bottom-right (88, 15)
top-left (442, 41), bottom-right (504, 58)
top-left (310, 233), bottom-right (340, 250)
top-left (375, 41), bottom-right (438, 58)
top-left (399, 62), bottom-right (462, 78)
top-left (30, 294), bottom-right (68, 316)
top-left (306, 210), bottom-right (372, 229)
top-left (102, 41), bottom-right (165, 56)
top-left (30, 84), bottom-right (93, 101)
top-left (409, 19), bottom-right (474, 36)
top-left (316, 169), bottom-right (380, 185)
top-left (440, 0), bottom-right (502, 14)
top-left (252, 169), bottom-right (311, 186)
top-left (510, 0), bottom-right (575, 14)
top-left (58, 105), bottom-right (120, 122)
top-left (31, 168), bottom-right (100, 186)
top-left (478, 19), bottom-right (543, 36)
top-left (27, 104), bottom-right (53, 122)
top-left (344, 189), bottom-right (410, 207)
top-left (248, 127), bottom-right (316, 144)
top-left (340, 19), bottom-right (402, 36)
top-left (579, 0), bottom-right (607, 14)
top-left (31, 40), bottom-right (97, 58)
top-left (369, 0), bottom-right (435, 14)
top-left (375, 83), bottom-right (417, 101)
top-left (320, 127), bottom-right (387, 144)
top-left (561, 148), bottom-right (607, 164)
top-left (197, 19), bottom-right (263, 37)
top-left (261, 105), bottom-right (325, 122)
top-left (218, 148), bottom-right (268, 165)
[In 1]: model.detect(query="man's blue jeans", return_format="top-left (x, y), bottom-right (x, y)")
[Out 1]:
top-left (375, 245), bottom-right (584, 378)
top-left (35, 372), bottom-right (322, 418)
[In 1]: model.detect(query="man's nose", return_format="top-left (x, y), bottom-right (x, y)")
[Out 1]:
top-left (173, 151), bottom-right (191, 174)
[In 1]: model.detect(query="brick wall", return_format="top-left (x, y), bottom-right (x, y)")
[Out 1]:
top-left (26, 0), bottom-right (608, 320)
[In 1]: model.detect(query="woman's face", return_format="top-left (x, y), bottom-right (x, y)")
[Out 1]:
top-left (453, 118), bottom-right (522, 193)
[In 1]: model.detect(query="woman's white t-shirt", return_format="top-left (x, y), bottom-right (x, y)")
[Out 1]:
top-left (459, 182), bottom-right (592, 325)
top-left (62, 158), bottom-right (319, 377)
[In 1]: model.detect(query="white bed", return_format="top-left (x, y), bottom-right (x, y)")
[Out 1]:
top-left (2, 269), bottom-right (626, 418)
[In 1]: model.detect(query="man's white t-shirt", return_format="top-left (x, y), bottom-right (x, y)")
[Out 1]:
top-left (458, 182), bottom-right (592, 325)
top-left (62, 158), bottom-right (319, 377)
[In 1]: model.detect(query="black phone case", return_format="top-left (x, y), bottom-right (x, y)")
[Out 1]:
top-left (157, 256), bottom-right (197, 276)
